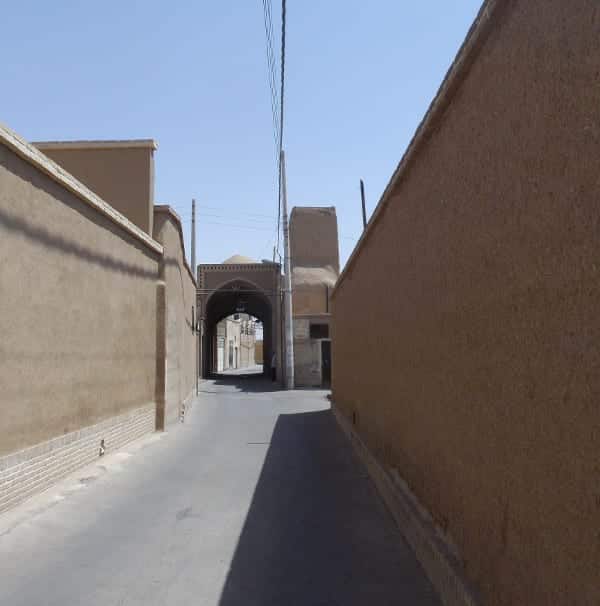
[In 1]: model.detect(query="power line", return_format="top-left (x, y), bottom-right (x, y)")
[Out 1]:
top-left (276, 0), bottom-right (286, 259)
top-left (180, 218), bottom-right (274, 232)
top-left (261, 0), bottom-right (280, 162)
top-left (176, 211), bottom-right (276, 224)
top-left (169, 205), bottom-right (277, 220)
top-left (260, 0), bottom-right (284, 262)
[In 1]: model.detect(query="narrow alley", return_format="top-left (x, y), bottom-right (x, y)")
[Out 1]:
top-left (0, 378), bottom-right (440, 606)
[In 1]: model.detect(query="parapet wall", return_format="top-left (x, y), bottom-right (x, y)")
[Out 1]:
top-left (332, 1), bottom-right (599, 605)
top-left (0, 125), bottom-right (195, 513)
top-left (0, 129), bottom-right (161, 458)
top-left (153, 206), bottom-right (197, 426)
top-left (34, 140), bottom-right (156, 236)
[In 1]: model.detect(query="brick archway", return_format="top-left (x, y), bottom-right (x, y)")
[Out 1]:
top-left (197, 262), bottom-right (282, 380)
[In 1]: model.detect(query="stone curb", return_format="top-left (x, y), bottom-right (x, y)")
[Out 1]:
top-left (332, 404), bottom-right (481, 606)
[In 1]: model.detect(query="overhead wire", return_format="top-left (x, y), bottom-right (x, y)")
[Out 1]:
top-left (169, 1), bottom-right (287, 263)
top-left (262, 0), bottom-right (280, 162)
top-left (276, 0), bottom-right (286, 260)
top-left (260, 0), bottom-right (285, 263)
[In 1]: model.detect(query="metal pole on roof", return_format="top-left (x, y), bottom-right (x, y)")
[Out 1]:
top-left (280, 149), bottom-right (294, 389)
top-left (360, 179), bottom-right (367, 230)
top-left (191, 198), bottom-right (196, 271)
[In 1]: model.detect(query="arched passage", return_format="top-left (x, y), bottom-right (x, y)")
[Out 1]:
top-left (202, 279), bottom-right (274, 378)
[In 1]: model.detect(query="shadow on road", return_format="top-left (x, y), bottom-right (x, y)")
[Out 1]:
top-left (217, 409), bottom-right (440, 606)
top-left (208, 373), bottom-right (282, 393)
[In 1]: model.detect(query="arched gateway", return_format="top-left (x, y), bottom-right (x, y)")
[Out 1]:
top-left (197, 255), bottom-right (282, 380)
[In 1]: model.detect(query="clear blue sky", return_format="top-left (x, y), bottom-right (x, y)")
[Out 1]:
top-left (2, 1), bottom-right (482, 267)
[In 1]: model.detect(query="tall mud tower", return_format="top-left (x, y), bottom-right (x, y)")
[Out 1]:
top-left (289, 206), bottom-right (339, 386)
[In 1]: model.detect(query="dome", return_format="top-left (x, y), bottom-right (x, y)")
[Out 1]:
top-left (222, 254), bottom-right (257, 265)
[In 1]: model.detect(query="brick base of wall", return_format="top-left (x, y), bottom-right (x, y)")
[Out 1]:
top-left (0, 404), bottom-right (155, 515)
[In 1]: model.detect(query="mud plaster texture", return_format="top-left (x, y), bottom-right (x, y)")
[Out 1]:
top-left (332, 1), bottom-right (600, 605)
top-left (0, 143), bottom-right (160, 457)
top-left (153, 208), bottom-right (197, 425)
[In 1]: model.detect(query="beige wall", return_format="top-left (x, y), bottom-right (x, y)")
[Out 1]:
top-left (239, 318), bottom-right (256, 368)
top-left (292, 283), bottom-right (330, 316)
top-left (290, 207), bottom-right (339, 274)
top-left (153, 207), bottom-right (197, 426)
top-left (0, 142), bottom-right (160, 457)
top-left (289, 207), bottom-right (338, 386)
top-left (255, 340), bottom-right (263, 364)
top-left (332, 2), bottom-right (599, 605)
top-left (215, 316), bottom-right (256, 371)
top-left (34, 142), bottom-right (155, 236)
top-left (223, 318), bottom-right (241, 370)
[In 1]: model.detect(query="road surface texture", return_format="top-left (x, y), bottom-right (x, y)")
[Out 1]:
top-left (0, 376), bottom-right (440, 606)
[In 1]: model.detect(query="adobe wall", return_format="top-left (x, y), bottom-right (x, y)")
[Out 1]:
top-left (332, 1), bottom-right (599, 605)
top-left (153, 208), bottom-right (197, 426)
top-left (34, 142), bottom-right (155, 235)
top-left (240, 331), bottom-right (256, 368)
top-left (0, 137), bottom-right (161, 459)
top-left (293, 316), bottom-right (326, 387)
top-left (292, 283), bottom-right (330, 315)
top-left (255, 341), bottom-right (263, 364)
top-left (290, 207), bottom-right (339, 273)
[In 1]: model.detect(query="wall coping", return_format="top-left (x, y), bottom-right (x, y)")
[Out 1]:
top-left (290, 206), bottom-right (336, 220)
top-left (33, 139), bottom-right (158, 151)
top-left (154, 204), bottom-right (197, 285)
top-left (332, 0), bottom-right (502, 297)
top-left (0, 123), bottom-right (163, 255)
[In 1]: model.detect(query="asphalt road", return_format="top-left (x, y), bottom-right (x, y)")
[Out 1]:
top-left (0, 377), bottom-right (440, 606)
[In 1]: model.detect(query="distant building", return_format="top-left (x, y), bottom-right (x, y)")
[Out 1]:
top-left (214, 314), bottom-right (258, 372)
top-left (197, 255), bottom-right (281, 379)
top-left (255, 340), bottom-right (264, 364)
top-left (289, 206), bottom-right (339, 387)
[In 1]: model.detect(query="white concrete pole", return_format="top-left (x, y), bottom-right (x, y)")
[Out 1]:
top-left (191, 198), bottom-right (196, 271)
top-left (280, 149), bottom-right (294, 389)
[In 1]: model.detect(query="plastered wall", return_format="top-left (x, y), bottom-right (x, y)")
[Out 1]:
top-left (0, 143), bottom-right (160, 457)
top-left (290, 207), bottom-right (339, 273)
top-left (332, 1), bottom-right (599, 604)
top-left (153, 208), bottom-right (197, 426)
top-left (35, 143), bottom-right (155, 235)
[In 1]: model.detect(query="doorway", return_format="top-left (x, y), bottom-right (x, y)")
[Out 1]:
top-left (321, 340), bottom-right (331, 387)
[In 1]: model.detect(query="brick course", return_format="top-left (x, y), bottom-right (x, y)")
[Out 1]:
top-left (0, 404), bottom-right (154, 514)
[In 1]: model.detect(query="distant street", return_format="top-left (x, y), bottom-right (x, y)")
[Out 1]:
top-left (218, 364), bottom-right (264, 376)
top-left (0, 377), bottom-right (439, 606)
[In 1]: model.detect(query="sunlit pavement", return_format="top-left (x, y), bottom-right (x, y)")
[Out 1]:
top-left (217, 364), bottom-right (264, 376)
top-left (0, 377), bottom-right (440, 606)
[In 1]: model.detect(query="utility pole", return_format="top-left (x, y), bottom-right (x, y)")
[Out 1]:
top-left (191, 198), bottom-right (199, 394)
top-left (280, 149), bottom-right (294, 389)
top-left (360, 179), bottom-right (367, 230)
top-left (191, 198), bottom-right (196, 271)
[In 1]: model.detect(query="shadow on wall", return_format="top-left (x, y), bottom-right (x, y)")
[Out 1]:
top-left (0, 206), bottom-right (158, 279)
top-left (0, 140), bottom-right (160, 280)
top-left (217, 409), bottom-right (440, 606)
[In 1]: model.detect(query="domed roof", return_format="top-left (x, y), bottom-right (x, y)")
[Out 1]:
top-left (222, 254), bottom-right (257, 265)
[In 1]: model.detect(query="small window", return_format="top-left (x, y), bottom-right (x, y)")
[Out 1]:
top-left (310, 324), bottom-right (329, 339)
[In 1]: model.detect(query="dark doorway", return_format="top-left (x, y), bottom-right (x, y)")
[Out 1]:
top-left (321, 340), bottom-right (331, 387)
